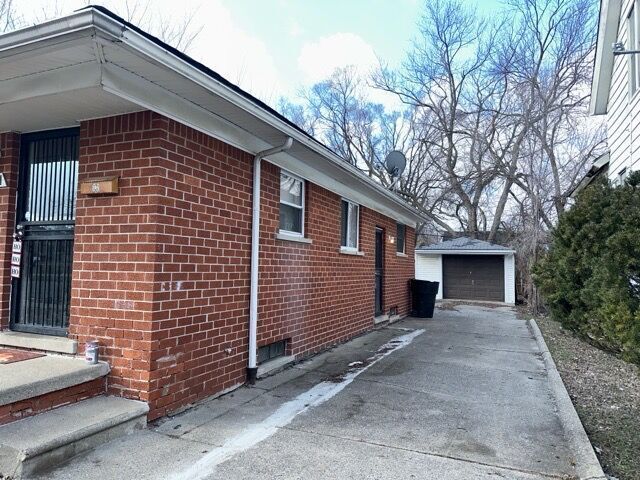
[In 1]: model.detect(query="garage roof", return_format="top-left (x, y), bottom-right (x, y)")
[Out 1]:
top-left (416, 237), bottom-right (515, 254)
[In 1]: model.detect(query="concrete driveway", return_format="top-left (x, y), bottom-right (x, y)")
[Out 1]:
top-left (40, 304), bottom-right (596, 480)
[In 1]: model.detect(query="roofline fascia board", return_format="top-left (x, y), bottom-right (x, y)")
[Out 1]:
top-left (93, 11), bottom-right (423, 223)
top-left (415, 250), bottom-right (515, 255)
top-left (590, 0), bottom-right (622, 115)
top-left (0, 10), bottom-right (120, 58)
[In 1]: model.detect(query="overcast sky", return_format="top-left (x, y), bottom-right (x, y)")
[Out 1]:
top-left (17, 0), bottom-right (502, 107)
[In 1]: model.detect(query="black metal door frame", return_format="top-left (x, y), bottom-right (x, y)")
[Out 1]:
top-left (374, 227), bottom-right (384, 316)
top-left (9, 128), bottom-right (79, 336)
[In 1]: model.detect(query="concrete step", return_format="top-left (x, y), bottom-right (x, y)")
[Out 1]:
top-left (0, 356), bottom-right (109, 407)
top-left (0, 395), bottom-right (149, 479)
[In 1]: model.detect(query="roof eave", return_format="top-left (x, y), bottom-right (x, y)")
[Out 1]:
top-left (112, 19), bottom-right (424, 224)
top-left (0, 7), bottom-right (425, 226)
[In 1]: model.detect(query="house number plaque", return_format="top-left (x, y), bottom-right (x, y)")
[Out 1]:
top-left (10, 239), bottom-right (21, 278)
top-left (80, 176), bottom-right (119, 195)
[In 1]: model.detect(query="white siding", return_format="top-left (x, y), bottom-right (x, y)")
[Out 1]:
top-left (504, 254), bottom-right (516, 305)
top-left (414, 253), bottom-right (443, 299)
top-left (608, 0), bottom-right (640, 180)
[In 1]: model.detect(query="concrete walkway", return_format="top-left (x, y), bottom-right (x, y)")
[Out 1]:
top-left (38, 305), bottom-right (599, 479)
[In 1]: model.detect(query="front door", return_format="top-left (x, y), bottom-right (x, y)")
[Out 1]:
top-left (10, 129), bottom-right (79, 336)
top-left (374, 228), bottom-right (384, 316)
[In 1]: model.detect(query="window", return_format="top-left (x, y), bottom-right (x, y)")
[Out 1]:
top-left (396, 223), bottom-right (406, 254)
top-left (618, 167), bottom-right (628, 185)
top-left (279, 171), bottom-right (304, 235)
top-left (629, 5), bottom-right (640, 95)
top-left (257, 339), bottom-right (287, 364)
top-left (340, 199), bottom-right (359, 250)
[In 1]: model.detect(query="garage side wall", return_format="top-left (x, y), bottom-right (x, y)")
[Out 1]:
top-left (414, 253), bottom-right (443, 299)
top-left (505, 254), bottom-right (516, 305)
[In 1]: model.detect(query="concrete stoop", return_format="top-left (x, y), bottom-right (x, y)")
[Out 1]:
top-left (0, 395), bottom-right (149, 479)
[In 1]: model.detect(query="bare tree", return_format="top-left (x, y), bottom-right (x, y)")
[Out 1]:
top-left (280, 67), bottom-right (407, 185)
top-left (0, 0), bottom-right (18, 32)
top-left (373, 0), bottom-right (509, 238)
top-left (280, 0), bottom-right (604, 308)
top-left (6, 0), bottom-right (203, 53)
top-left (119, 0), bottom-right (203, 52)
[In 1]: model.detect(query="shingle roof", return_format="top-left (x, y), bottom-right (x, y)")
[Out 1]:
top-left (417, 237), bottom-right (513, 252)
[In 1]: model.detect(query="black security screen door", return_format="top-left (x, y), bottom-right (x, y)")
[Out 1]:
top-left (10, 129), bottom-right (79, 336)
top-left (375, 228), bottom-right (384, 316)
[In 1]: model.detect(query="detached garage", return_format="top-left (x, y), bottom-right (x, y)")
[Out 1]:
top-left (415, 237), bottom-right (516, 304)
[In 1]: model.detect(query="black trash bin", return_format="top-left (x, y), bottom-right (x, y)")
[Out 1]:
top-left (410, 279), bottom-right (439, 318)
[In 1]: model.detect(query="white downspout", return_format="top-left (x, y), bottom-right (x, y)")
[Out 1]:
top-left (248, 137), bottom-right (293, 383)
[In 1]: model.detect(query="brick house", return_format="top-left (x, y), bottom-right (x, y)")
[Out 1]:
top-left (0, 5), bottom-right (421, 428)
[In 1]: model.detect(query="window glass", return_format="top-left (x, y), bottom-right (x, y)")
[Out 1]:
top-left (279, 171), bottom-right (304, 234)
top-left (280, 173), bottom-right (302, 206)
top-left (280, 203), bottom-right (302, 233)
top-left (341, 199), bottom-right (359, 249)
top-left (397, 223), bottom-right (406, 254)
top-left (340, 200), bottom-right (349, 246)
top-left (348, 202), bottom-right (358, 248)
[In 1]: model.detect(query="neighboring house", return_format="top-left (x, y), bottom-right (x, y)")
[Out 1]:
top-left (570, 152), bottom-right (610, 198)
top-left (592, 0), bottom-right (640, 183)
top-left (0, 4), bottom-right (422, 429)
top-left (415, 237), bottom-right (516, 305)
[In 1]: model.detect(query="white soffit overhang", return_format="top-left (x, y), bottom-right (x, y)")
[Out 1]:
top-left (0, 8), bottom-right (423, 227)
top-left (591, 0), bottom-right (622, 115)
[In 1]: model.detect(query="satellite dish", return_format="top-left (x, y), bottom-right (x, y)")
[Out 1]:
top-left (385, 150), bottom-right (406, 177)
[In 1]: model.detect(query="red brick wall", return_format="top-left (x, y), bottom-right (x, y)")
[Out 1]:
top-left (146, 117), bottom-right (253, 419)
top-left (63, 111), bottom-right (414, 420)
top-left (69, 112), bottom-right (163, 402)
top-left (370, 210), bottom-right (416, 318)
top-left (259, 162), bottom-right (415, 358)
top-left (0, 377), bottom-right (105, 426)
top-left (143, 117), bottom-right (414, 419)
top-left (0, 133), bottom-right (19, 330)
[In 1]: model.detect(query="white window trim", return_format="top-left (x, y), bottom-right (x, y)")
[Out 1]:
top-left (340, 198), bottom-right (360, 251)
top-left (279, 170), bottom-right (305, 237)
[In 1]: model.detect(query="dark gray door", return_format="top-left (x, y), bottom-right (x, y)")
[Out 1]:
top-left (374, 228), bottom-right (384, 316)
top-left (10, 129), bottom-right (79, 336)
top-left (442, 255), bottom-right (504, 302)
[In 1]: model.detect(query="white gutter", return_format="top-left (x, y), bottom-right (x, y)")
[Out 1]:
top-left (247, 137), bottom-right (293, 383)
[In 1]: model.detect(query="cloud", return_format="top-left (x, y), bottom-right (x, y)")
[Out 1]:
top-left (187, 0), bottom-right (284, 103)
top-left (298, 33), bottom-right (379, 84)
top-left (297, 32), bottom-right (402, 111)
top-left (289, 19), bottom-right (304, 38)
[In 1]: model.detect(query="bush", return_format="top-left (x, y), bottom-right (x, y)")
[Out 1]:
top-left (534, 172), bottom-right (640, 364)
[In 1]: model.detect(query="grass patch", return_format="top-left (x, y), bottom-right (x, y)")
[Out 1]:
top-left (535, 315), bottom-right (640, 480)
